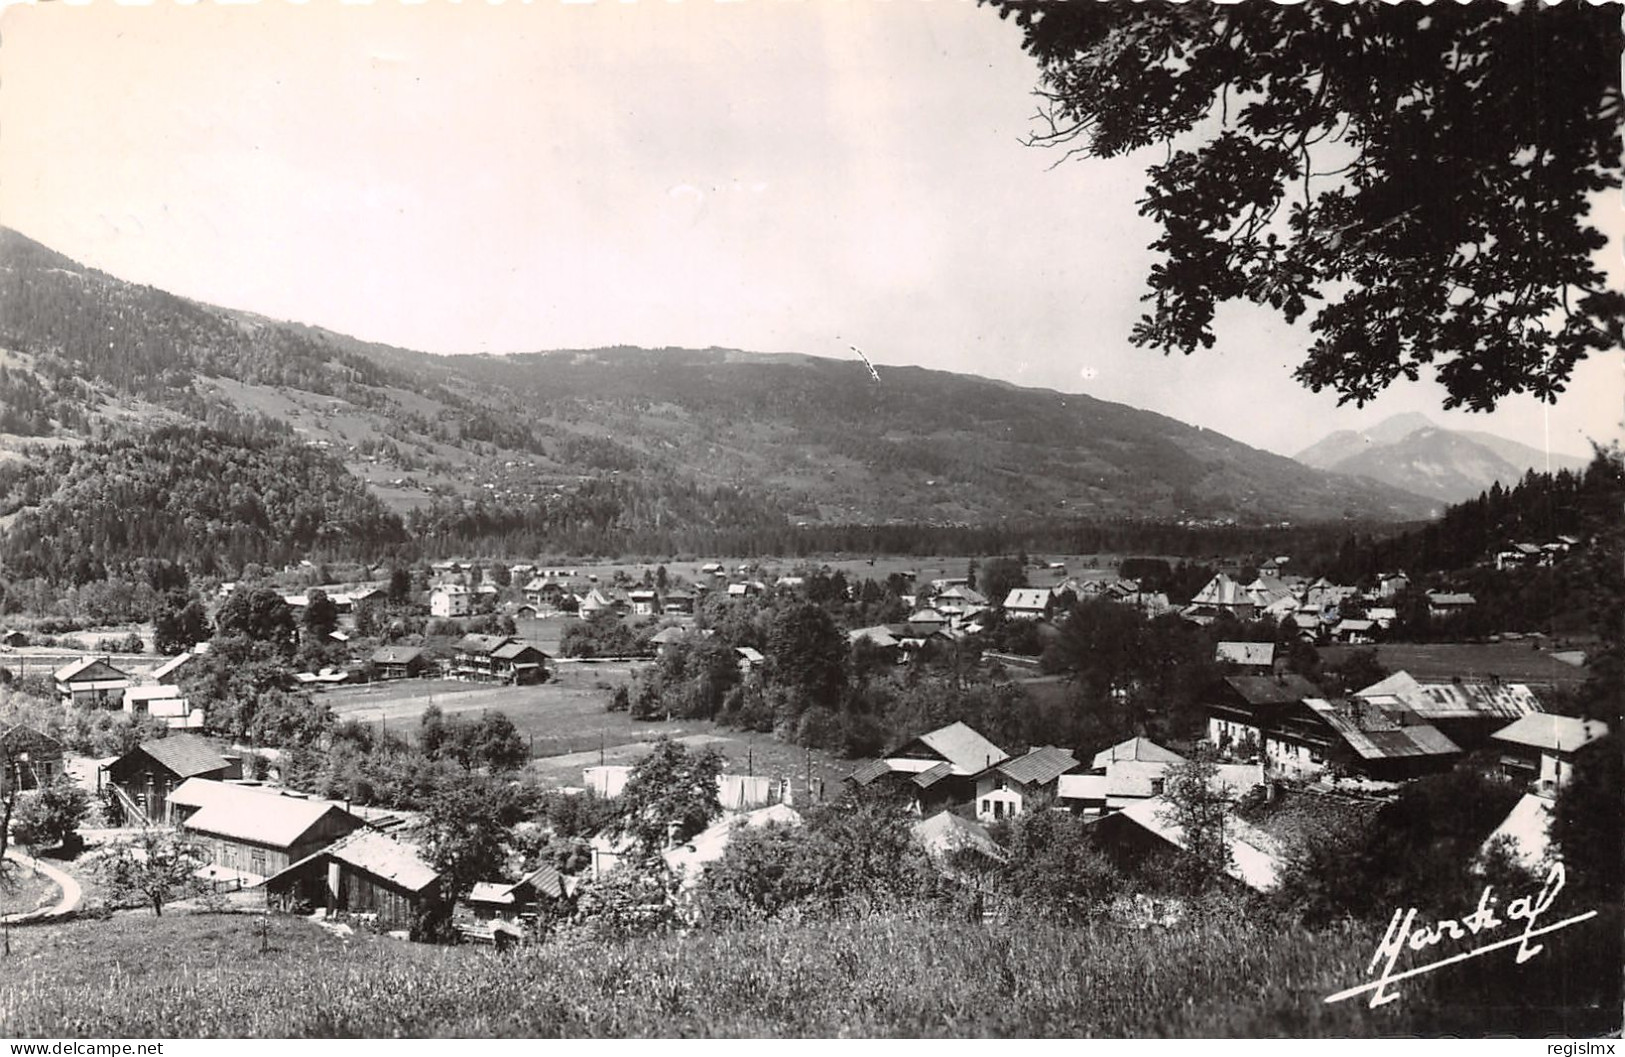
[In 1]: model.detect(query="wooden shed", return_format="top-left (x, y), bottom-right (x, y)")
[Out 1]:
top-left (262, 830), bottom-right (444, 933)
top-left (171, 778), bottom-right (365, 883)
top-left (103, 734), bottom-right (233, 825)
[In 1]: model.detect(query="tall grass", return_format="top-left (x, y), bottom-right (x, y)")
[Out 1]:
top-left (1, 904), bottom-right (1617, 1037)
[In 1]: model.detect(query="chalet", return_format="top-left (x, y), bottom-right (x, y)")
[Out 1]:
top-left (263, 829), bottom-right (444, 934)
top-left (933, 586), bottom-right (987, 616)
top-left (1333, 618), bottom-right (1377, 645)
top-left (700, 562), bottom-right (725, 576)
top-left (848, 625), bottom-right (902, 664)
top-left (171, 778), bottom-right (365, 884)
top-left (661, 592), bottom-right (695, 616)
top-left (490, 640), bottom-right (549, 684)
top-left (1365, 607), bottom-right (1399, 630)
top-left (460, 863), bottom-right (568, 927)
top-left (122, 684), bottom-right (203, 730)
top-left (1375, 573), bottom-right (1410, 599)
top-left (1204, 674), bottom-right (1322, 759)
top-left (54, 656), bottom-right (131, 709)
top-left (973, 745), bottom-right (1079, 822)
top-left (1002, 588), bottom-right (1053, 621)
top-left (1425, 592), bottom-right (1478, 619)
top-left (371, 645), bottom-right (429, 681)
top-left (430, 584), bottom-right (472, 619)
top-left (905, 608), bottom-right (948, 637)
top-left (650, 626), bottom-right (691, 655)
top-left (627, 589), bottom-right (660, 617)
top-left (578, 589), bottom-right (618, 617)
top-left (1495, 542), bottom-right (1546, 571)
top-left (1354, 671), bottom-right (1543, 749)
top-left (1491, 714), bottom-right (1610, 795)
top-left (1184, 574), bottom-right (1256, 622)
top-left (452, 634), bottom-right (513, 681)
top-left (0, 724), bottom-right (64, 793)
top-left (846, 721), bottom-right (1009, 814)
top-left (1089, 789), bottom-right (1287, 893)
top-left (1, 630), bottom-right (27, 648)
top-left (104, 734), bottom-right (235, 825)
top-left (1287, 698), bottom-right (1462, 781)
top-left (522, 577), bottom-right (553, 607)
top-left (1214, 641), bottom-right (1276, 670)
top-left (734, 646), bottom-right (766, 674)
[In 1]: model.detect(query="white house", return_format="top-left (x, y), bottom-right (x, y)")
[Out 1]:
top-left (430, 583), bottom-right (472, 619)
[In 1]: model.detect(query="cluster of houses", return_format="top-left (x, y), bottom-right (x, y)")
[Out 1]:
top-left (1493, 534), bottom-right (1583, 571)
top-left (842, 657), bottom-right (1610, 893)
top-left (51, 652), bottom-right (208, 730)
top-left (1177, 570), bottom-right (1478, 643)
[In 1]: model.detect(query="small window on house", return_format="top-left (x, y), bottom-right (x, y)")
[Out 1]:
top-left (1151, 778), bottom-right (1165, 796)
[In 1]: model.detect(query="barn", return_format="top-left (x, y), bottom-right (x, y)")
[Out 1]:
top-left (262, 829), bottom-right (444, 934)
top-left (170, 778), bottom-right (366, 884)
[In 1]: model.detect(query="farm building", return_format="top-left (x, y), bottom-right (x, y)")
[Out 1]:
top-left (103, 734), bottom-right (236, 826)
top-left (973, 746), bottom-right (1079, 822)
top-left (171, 778), bottom-right (365, 884)
top-left (1354, 671), bottom-right (1544, 748)
top-left (1215, 642), bottom-right (1277, 670)
top-left (370, 645), bottom-right (429, 681)
top-left (0, 724), bottom-right (64, 793)
top-left (1002, 588), bottom-right (1053, 621)
top-left (122, 684), bottom-right (203, 730)
top-left (262, 829), bottom-right (444, 933)
top-left (1491, 714), bottom-right (1610, 795)
top-left (459, 863), bottom-right (569, 926)
top-left (846, 721), bottom-right (1009, 814)
top-left (54, 656), bottom-right (131, 709)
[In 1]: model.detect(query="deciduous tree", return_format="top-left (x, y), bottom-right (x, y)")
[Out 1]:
top-left (987, 1), bottom-right (1623, 410)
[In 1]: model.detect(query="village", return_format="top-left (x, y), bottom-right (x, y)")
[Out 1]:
top-left (0, 533), bottom-right (1608, 956)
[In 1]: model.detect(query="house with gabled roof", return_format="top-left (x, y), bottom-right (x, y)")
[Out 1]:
top-left (452, 634), bottom-right (513, 681)
top-left (1002, 588), bottom-right (1053, 621)
top-left (54, 656), bottom-right (131, 709)
top-left (974, 745), bottom-right (1079, 822)
top-left (1184, 573), bottom-right (1256, 622)
top-left (1294, 698), bottom-right (1462, 781)
top-left (371, 645), bottom-right (428, 681)
top-left (1355, 671), bottom-right (1543, 748)
top-left (1425, 591), bottom-right (1478, 619)
top-left (1492, 714), bottom-right (1610, 795)
top-left (0, 724), bottom-right (64, 794)
top-left (171, 778), bottom-right (365, 884)
top-left (430, 583), bottom-right (472, 619)
top-left (460, 863), bottom-right (570, 928)
top-left (1205, 674), bottom-right (1322, 759)
top-left (912, 810), bottom-right (1007, 867)
top-left (490, 640), bottom-right (549, 684)
top-left (103, 734), bottom-right (236, 825)
top-left (262, 829), bottom-right (444, 934)
top-left (846, 721), bottom-right (1009, 814)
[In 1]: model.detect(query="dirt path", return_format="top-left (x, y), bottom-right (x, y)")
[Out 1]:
top-left (1, 849), bottom-right (82, 923)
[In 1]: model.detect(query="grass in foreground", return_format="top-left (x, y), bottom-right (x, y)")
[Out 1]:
top-left (2, 903), bottom-right (1618, 1038)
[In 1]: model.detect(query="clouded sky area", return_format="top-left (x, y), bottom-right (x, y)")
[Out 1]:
top-left (2, 1), bottom-right (1619, 459)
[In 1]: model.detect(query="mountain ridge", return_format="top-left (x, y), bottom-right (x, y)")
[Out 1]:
top-left (0, 226), bottom-right (1438, 530)
top-left (1295, 413), bottom-right (1591, 504)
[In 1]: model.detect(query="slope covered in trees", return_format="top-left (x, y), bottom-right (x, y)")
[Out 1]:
top-left (0, 425), bottom-right (408, 582)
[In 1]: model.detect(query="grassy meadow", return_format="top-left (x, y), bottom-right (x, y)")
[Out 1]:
top-left (3, 902), bottom-right (1617, 1038)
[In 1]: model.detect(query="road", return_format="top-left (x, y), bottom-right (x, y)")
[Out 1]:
top-left (1, 848), bottom-right (83, 924)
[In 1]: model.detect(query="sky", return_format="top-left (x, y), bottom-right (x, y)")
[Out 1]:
top-left (1, 0), bottom-right (1619, 460)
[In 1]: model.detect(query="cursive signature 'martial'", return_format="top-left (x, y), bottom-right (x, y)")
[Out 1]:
top-left (1324, 861), bottom-right (1598, 1009)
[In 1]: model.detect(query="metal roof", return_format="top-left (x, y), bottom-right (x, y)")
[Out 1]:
top-left (183, 790), bottom-right (356, 850)
top-left (1492, 714), bottom-right (1610, 755)
top-left (1358, 671), bottom-right (1544, 721)
top-left (327, 831), bottom-right (441, 893)
top-left (993, 746), bottom-right (1078, 787)
top-left (1216, 642), bottom-right (1276, 667)
top-left (912, 761), bottom-right (956, 789)
top-left (1305, 699), bottom-right (1462, 760)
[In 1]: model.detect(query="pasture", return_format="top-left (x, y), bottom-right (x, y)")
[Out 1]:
top-left (323, 665), bottom-right (852, 799)
top-left (1318, 642), bottom-right (1591, 688)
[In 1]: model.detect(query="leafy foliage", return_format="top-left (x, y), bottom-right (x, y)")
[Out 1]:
top-left (989, 2), bottom-right (1624, 410)
top-left (619, 739), bottom-right (725, 856)
top-left (93, 829), bottom-right (209, 916)
top-left (9, 779), bottom-right (91, 851)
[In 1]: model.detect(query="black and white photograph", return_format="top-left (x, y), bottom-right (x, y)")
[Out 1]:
top-left (0, 0), bottom-right (1620, 1040)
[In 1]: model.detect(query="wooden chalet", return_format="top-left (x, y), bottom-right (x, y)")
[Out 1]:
top-left (103, 734), bottom-right (235, 825)
top-left (262, 829), bottom-right (444, 934)
top-left (170, 778), bottom-right (365, 884)
top-left (1492, 714), bottom-right (1610, 795)
top-left (847, 721), bottom-right (1009, 814)
top-left (1354, 671), bottom-right (1544, 749)
top-left (973, 746), bottom-right (1080, 822)
top-left (370, 645), bottom-right (429, 681)
top-left (0, 724), bottom-right (64, 793)
top-left (54, 656), bottom-right (131, 708)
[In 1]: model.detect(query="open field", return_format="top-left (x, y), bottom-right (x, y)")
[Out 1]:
top-left (1318, 642), bottom-right (1591, 688)
top-left (324, 668), bottom-right (852, 797)
top-left (3, 901), bottom-right (1617, 1037)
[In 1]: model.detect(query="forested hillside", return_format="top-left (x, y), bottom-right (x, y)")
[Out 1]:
top-left (0, 226), bottom-right (1439, 544)
top-left (0, 425), bottom-right (408, 582)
